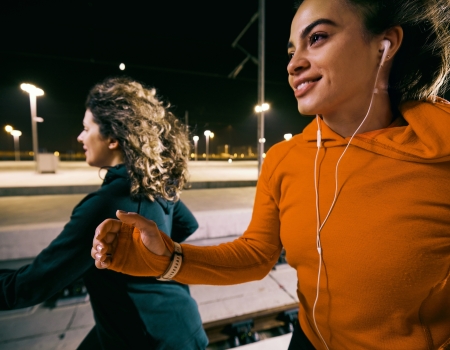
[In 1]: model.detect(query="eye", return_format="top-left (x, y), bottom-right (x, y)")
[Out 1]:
top-left (287, 51), bottom-right (295, 60)
top-left (309, 32), bottom-right (328, 46)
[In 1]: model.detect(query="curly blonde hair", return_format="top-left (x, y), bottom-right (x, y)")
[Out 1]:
top-left (85, 76), bottom-right (190, 202)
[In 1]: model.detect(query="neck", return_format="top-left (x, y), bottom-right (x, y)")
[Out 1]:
top-left (321, 91), bottom-right (393, 137)
top-left (109, 153), bottom-right (124, 167)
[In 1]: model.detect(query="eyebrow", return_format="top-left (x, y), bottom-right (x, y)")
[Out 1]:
top-left (287, 18), bottom-right (337, 49)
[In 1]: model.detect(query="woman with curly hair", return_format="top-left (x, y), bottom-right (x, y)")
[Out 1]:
top-left (93, 0), bottom-right (450, 349)
top-left (0, 76), bottom-right (208, 349)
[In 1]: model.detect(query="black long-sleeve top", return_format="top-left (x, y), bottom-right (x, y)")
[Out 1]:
top-left (0, 164), bottom-right (207, 349)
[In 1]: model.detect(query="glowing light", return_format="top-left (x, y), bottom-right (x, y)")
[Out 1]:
top-left (191, 153), bottom-right (195, 158)
top-left (204, 130), bottom-right (211, 137)
top-left (259, 138), bottom-right (266, 143)
top-left (193, 136), bottom-right (199, 142)
top-left (119, 63), bottom-right (126, 70)
top-left (54, 151), bottom-right (60, 156)
top-left (210, 132), bottom-right (214, 139)
top-left (284, 133), bottom-right (293, 141)
top-left (35, 117), bottom-right (44, 123)
top-left (255, 103), bottom-right (270, 113)
top-left (228, 158), bottom-right (233, 163)
top-left (262, 153), bottom-right (266, 158)
top-left (10, 130), bottom-right (22, 137)
top-left (20, 83), bottom-right (44, 96)
top-left (4, 125), bottom-right (13, 133)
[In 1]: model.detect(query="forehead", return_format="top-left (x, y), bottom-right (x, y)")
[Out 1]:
top-left (83, 109), bottom-right (95, 124)
top-left (290, 0), bottom-right (361, 37)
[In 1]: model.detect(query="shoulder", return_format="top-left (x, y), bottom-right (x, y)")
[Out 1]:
top-left (262, 135), bottom-right (303, 179)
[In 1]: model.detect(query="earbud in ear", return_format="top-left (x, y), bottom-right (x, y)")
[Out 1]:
top-left (380, 40), bottom-right (391, 67)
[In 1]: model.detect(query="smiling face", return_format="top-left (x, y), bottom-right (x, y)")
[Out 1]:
top-left (77, 109), bottom-right (123, 168)
top-left (287, 0), bottom-right (381, 120)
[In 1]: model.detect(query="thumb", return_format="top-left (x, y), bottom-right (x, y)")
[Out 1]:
top-left (116, 210), bottom-right (170, 257)
top-left (116, 210), bottom-right (157, 231)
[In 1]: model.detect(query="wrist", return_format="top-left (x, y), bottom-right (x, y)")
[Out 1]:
top-left (157, 242), bottom-right (183, 281)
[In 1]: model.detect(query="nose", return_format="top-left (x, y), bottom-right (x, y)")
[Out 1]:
top-left (287, 50), bottom-right (310, 75)
top-left (77, 131), bottom-right (84, 143)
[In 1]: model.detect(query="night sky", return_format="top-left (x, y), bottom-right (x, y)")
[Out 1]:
top-left (0, 0), bottom-right (312, 156)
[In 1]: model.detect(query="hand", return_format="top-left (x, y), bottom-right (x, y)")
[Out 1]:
top-left (91, 210), bottom-right (171, 269)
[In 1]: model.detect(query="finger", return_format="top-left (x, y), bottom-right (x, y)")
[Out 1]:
top-left (95, 258), bottom-right (110, 269)
top-left (95, 218), bottom-right (122, 241)
top-left (116, 210), bottom-right (157, 231)
top-left (93, 233), bottom-right (116, 258)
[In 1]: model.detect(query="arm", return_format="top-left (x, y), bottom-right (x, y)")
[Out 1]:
top-left (93, 159), bottom-right (282, 286)
top-left (0, 194), bottom-right (108, 310)
top-left (170, 200), bottom-right (199, 243)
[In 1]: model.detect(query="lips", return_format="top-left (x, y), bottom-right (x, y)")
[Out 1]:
top-left (293, 77), bottom-right (322, 98)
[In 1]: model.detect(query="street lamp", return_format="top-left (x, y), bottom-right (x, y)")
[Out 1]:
top-left (193, 136), bottom-right (199, 161)
top-left (254, 103), bottom-right (269, 113)
top-left (21, 83), bottom-right (44, 170)
top-left (255, 103), bottom-right (270, 175)
top-left (284, 133), bottom-right (293, 141)
top-left (10, 130), bottom-right (22, 161)
top-left (204, 130), bottom-right (214, 162)
top-left (4, 125), bottom-right (13, 133)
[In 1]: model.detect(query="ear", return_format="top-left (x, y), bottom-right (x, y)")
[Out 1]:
top-left (108, 139), bottom-right (120, 150)
top-left (379, 25), bottom-right (403, 64)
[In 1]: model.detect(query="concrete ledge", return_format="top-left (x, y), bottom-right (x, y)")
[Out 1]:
top-left (0, 181), bottom-right (257, 196)
top-left (186, 180), bottom-right (257, 189)
top-left (0, 209), bottom-right (252, 261)
top-left (0, 185), bottom-right (101, 197)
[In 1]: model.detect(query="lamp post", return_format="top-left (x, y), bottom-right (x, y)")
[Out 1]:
top-left (204, 130), bottom-right (214, 162)
top-left (193, 136), bottom-right (199, 161)
top-left (10, 130), bottom-right (22, 161)
top-left (257, 0), bottom-right (266, 177)
top-left (255, 103), bottom-right (270, 173)
top-left (20, 83), bottom-right (44, 170)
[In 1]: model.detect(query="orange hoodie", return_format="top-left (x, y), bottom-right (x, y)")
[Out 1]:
top-left (109, 99), bottom-right (450, 350)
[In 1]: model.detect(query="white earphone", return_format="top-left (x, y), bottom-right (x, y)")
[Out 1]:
top-left (380, 39), bottom-right (391, 67)
top-left (311, 38), bottom-right (391, 350)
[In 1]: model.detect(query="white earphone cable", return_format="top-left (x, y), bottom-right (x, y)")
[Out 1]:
top-left (311, 50), bottom-right (386, 349)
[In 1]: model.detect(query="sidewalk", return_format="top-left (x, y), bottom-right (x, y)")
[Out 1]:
top-left (0, 160), bottom-right (259, 261)
top-left (0, 160), bottom-right (258, 196)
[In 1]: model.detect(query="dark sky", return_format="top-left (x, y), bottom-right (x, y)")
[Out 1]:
top-left (0, 0), bottom-right (313, 156)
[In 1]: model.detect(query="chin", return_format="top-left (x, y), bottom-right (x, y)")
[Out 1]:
top-left (85, 159), bottom-right (95, 167)
top-left (297, 101), bottom-right (319, 116)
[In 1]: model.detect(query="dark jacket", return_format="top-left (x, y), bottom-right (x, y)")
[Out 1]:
top-left (0, 164), bottom-right (208, 350)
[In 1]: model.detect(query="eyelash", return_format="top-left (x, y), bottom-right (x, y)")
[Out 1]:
top-left (287, 32), bottom-right (329, 59)
top-left (309, 32), bottom-right (328, 46)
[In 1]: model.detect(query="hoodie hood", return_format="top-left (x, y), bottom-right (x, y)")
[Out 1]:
top-left (301, 98), bottom-right (450, 163)
top-left (103, 163), bottom-right (128, 185)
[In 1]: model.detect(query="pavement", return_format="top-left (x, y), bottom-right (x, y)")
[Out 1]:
top-left (0, 160), bottom-right (258, 196)
top-left (0, 160), bottom-right (258, 262)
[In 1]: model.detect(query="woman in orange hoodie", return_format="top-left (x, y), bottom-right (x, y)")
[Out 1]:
top-left (92, 0), bottom-right (450, 349)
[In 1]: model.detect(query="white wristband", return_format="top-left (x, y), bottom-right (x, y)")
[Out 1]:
top-left (157, 242), bottom-right (183, 281)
